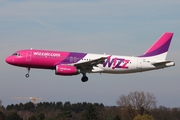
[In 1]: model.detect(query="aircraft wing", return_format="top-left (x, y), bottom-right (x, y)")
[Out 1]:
top-left (72, 56), bottom-right (110, 72)
top-left (73, 56), bottom-right (108, 67)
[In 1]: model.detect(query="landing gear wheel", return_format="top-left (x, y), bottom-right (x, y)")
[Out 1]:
top-left (25, 74), bottom-right (29, 78)
top-left (25, 68), bottom-right (30, 78)
top-left (81, 76), bottom-right (88, 82)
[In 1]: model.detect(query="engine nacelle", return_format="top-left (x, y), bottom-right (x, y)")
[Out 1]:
top-left (55, 65), bottom-right (80, 76)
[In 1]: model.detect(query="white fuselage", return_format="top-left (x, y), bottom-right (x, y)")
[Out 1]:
top-left (74, 53), bottom-right (172, 74)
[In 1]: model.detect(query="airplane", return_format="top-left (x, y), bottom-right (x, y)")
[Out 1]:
top-left (5, 32), bottom-right (175, 82)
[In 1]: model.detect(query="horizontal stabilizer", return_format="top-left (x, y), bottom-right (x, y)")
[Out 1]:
top-left (152, 61), bottom-right (175, 67)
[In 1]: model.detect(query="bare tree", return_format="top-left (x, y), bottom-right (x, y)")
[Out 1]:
top-left (116, 91), bottom-right (156, 119)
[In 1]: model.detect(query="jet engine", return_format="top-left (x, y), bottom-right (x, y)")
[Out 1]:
top-left (55, 65), bottom-right (80, 76)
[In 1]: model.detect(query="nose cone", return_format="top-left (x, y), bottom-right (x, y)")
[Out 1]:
top-left (5, 56), bottom-right (13, 64)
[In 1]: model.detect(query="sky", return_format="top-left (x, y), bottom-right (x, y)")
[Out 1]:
top-left (0, 0), bottom-right (180, 107)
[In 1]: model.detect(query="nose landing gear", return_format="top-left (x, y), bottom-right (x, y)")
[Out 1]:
top-left (25, 68), bottom-right (30, 78)
top-left (25, 74), bottom-right (29, 78)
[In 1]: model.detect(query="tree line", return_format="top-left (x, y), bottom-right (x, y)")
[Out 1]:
top-left (0, 91), bottom-right (180, 120)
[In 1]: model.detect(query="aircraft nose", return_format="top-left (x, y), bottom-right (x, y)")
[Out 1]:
top-left (5, 56), bottom-right (14, 64)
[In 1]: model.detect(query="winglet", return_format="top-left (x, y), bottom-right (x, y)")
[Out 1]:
top-left (139, 32), bottom-right (173, 60)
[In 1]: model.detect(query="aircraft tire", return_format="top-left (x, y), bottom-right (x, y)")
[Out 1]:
top-left (25, 74), bottom-right (29, 78)
top-left (81, 76), bottom-right (88, 82)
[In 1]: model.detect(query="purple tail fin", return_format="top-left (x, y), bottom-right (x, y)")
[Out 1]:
top-left (139, 32), bottom-right (173, 59)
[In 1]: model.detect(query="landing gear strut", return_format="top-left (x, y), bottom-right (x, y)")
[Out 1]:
top-left (25, 68), bottom-right (30, 78)
top-left (81, 73), bottom-right (88, 82)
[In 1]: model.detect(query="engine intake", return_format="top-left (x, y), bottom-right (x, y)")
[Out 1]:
top-left (55, 65), bottom-right (80, 76)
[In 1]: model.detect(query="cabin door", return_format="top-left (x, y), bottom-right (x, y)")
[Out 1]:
top-left (137, 59), bottom-right (142, 69)
top-left (26, 51), bottom-right (32, 61)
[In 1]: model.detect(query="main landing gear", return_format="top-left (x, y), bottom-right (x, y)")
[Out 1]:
top-left (25, 68), bottom-right (30, 78)
top-left (81, 73), bottom-right (88, 82)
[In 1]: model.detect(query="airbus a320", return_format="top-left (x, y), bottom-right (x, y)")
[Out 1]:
top-left (6, 32), bottom-right (175, 82)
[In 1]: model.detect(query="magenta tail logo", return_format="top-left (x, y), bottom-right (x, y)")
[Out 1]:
top-left (103, 57), bottom-right (130, 69)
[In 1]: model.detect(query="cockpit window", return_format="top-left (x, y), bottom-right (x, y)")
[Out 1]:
top-left (12, 53), bottom-right (21, 56)
top-left (12, 53), bottom-right (17, 56)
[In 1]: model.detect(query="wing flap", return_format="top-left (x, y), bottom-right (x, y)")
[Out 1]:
top-left (92, 66), bottom-right (104, 72)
